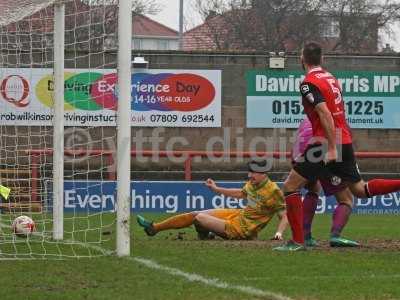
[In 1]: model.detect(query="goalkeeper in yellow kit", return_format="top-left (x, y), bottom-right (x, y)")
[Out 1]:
top-left (137, 159), bottom-right (288, 240)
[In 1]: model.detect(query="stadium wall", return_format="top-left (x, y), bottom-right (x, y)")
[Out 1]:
top-left (3, 50), bottom-right (400, 177)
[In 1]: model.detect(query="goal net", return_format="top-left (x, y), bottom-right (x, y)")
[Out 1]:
top-left (0, 0), bottom-right (127, 258)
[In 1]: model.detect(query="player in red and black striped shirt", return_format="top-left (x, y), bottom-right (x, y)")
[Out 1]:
top-left (274, 42), bottom-right (400, 251)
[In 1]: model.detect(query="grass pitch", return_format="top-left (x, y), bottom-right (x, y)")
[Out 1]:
top-left (0, 213), bottom-right (400, 300)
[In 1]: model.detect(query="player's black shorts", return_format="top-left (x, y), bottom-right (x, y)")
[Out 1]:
top-left (293, 143), bottom-right (361, 186)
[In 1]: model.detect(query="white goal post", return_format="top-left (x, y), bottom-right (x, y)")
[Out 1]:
top-left (53, 0), bottom-right (65, 241)
top-left (116, 0), bottom-right (132, 257)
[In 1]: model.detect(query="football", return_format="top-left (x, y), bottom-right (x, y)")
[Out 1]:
top-left (12, 215), bottom-right (35, 237)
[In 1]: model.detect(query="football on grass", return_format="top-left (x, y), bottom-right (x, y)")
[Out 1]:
top-left (12, 215), bottom-right (35, 236)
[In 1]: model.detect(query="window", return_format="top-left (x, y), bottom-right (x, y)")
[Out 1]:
top-left (158, 40), bottom-right (169, 50)
top-left (133, 38), bottom-right (142, 50)
top-left (320, 19), bottom-right (340, 38)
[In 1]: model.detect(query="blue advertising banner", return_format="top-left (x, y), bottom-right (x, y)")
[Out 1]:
top-left (48, 181), bottom-right (400, 215)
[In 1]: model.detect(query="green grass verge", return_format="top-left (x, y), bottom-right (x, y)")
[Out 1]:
top-left (0, 213), bottom-right (400, 300)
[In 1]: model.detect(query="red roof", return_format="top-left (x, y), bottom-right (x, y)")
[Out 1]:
top-left (183, 14), bottom-right (238, 51)
top-left (135, 14), bottom-right (178, 37)
top-left (183, 10), bottom-right (379, 53)
top-left (183, 21), bottom-right (219, 50)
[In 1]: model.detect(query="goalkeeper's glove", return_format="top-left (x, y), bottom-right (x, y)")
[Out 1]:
top-left (271, 232), bottom-right (283, 240)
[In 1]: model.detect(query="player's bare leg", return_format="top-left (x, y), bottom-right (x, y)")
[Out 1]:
top-left (193, 209), bottom-right (239, 239)
top-left (193, 213), bottom-right (227, 238)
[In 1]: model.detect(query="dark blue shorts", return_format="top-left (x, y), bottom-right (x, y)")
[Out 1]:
top-left (319, 178), bottom-right (347, 196)
top-left (293, 143), bottom-right (362, 188)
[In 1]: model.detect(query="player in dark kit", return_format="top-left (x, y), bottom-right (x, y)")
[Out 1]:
top-left (274, 41), bottom-right (400, 251)
top-left (293, 118), bottom-right (359, 247)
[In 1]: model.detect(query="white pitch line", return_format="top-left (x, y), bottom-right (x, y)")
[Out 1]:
top-left (242, 274), bottom-right (400, 281)
top-left (132, 256), bottom-right (293, 300)
top-left (0, 222), bottom-right (292, 300)
top-left (75, 244), bottom-right (293, 300)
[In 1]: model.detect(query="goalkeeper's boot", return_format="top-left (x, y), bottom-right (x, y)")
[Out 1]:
top-left (305, 237), bottom-right (318, 247)
top-left (136, 215), bottom-right (157, 236)
top-left (272, 240), bottom-right (306, 252)
top-left (329, 236), bottom-right (360, 247)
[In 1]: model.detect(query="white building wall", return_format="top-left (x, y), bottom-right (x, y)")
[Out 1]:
top-left (133, 38), bottom-right (179, 50)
